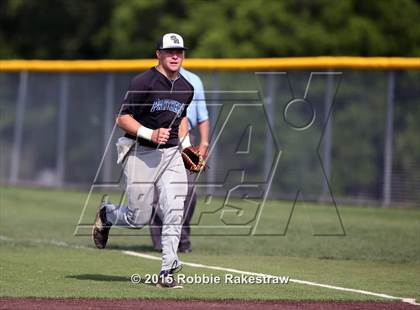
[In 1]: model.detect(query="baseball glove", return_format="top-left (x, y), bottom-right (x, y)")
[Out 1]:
top-left (181, 146), bottom-right (206, 173)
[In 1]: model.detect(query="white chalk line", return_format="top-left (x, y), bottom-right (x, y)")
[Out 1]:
top-left (1, 235), bottom-right (418, 306)
top-left (122, 251), bottom-right (418, 306)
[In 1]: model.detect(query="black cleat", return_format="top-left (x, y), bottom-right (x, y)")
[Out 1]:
top-left (156, 261), bottom-right (183, 289)
top-left (92, 195), bottom-right (112, 249)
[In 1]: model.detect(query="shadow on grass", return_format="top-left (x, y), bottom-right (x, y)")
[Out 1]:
top-left (65, 274), bottom-right (156, 286)
top-left (66, 274), bottom-right (130, 282)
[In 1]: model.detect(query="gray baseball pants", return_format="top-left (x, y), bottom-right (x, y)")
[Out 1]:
top-left (150, 172), bottom-right (196, 251)
top-left (105, 144), bottom-right (188, 271)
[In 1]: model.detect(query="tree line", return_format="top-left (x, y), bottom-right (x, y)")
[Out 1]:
top-left (1, 0), bottom-right (419, 59)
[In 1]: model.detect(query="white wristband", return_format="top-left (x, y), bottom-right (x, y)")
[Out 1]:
top-left (181, 135), bottom-right (191, 149)
top-left (136, 126), bottom-right (153, 141)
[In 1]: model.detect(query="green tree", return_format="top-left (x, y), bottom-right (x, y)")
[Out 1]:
top-left (1, 0), bottom-right (419, 58)
top-left (0, 0), bottom-right (115, 59)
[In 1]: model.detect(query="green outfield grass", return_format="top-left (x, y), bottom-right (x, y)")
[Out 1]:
top-left (0, 186), bottom-right (419, 301)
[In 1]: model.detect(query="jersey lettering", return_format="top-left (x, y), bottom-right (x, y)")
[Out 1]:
top-left (150, 98), bottom-right (185, 117)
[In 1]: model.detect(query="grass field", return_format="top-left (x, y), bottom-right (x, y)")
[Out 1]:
top-left (0, 186), bottom-right (419, 302)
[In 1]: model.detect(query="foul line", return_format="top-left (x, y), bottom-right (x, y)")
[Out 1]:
top-left (122, 250), bottom-right (419, 306)
top-left (1, 235), bottom-right (418, 306)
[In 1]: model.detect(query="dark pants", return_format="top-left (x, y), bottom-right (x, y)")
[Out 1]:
top-left (150, 172), bottom-right (197, 251)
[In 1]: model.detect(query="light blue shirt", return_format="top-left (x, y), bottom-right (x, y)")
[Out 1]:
top-left (180, 68), bottom-right (209, 130)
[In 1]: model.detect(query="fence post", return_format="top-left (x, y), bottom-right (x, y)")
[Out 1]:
top-left (264, 74), bottom-right (275, 179)
top-left (103, 73), bottom-right (115, 182)
top-left (10, 71), bottom-right (28, 184)
top-left (56, 73), bottom-right (69, 186)
top-left (207, 72), bottom-right (220, 196)
top-left (382, 71), bottom-right (395, 207)
top-left (322, 73), bottom-right (333, 198)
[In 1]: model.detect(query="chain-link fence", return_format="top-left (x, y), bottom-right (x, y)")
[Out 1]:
top-left (1, 59), bottom-right (419, 207)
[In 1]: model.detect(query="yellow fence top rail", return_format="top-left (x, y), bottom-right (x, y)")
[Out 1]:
top-left (0, 57), bottom-right (419, 72)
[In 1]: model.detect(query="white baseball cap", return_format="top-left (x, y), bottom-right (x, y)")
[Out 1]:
top-left (157, 33), bottom-right (187, 50)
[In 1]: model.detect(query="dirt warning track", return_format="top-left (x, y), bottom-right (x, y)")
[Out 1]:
top-left (0, 298), bottom-right (418, 310)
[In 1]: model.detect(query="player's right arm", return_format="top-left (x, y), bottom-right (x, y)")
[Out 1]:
top-left (118, 75), bottom-right (170, 145)
top-left (116, 115), bottom-right (170, 145)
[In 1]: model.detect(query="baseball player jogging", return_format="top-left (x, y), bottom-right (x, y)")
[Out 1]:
top-left (92, 33), bottom-right (197, 289)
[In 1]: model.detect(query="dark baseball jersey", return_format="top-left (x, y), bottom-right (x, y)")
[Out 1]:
top-left (120, 67), bottom-right (194, 148)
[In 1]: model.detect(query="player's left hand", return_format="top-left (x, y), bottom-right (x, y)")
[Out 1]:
top-left (181, 146), bottom-right (206, 173)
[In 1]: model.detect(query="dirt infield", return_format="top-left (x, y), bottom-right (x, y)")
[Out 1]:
top-left (0, 298), bottom-right (417, 310)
